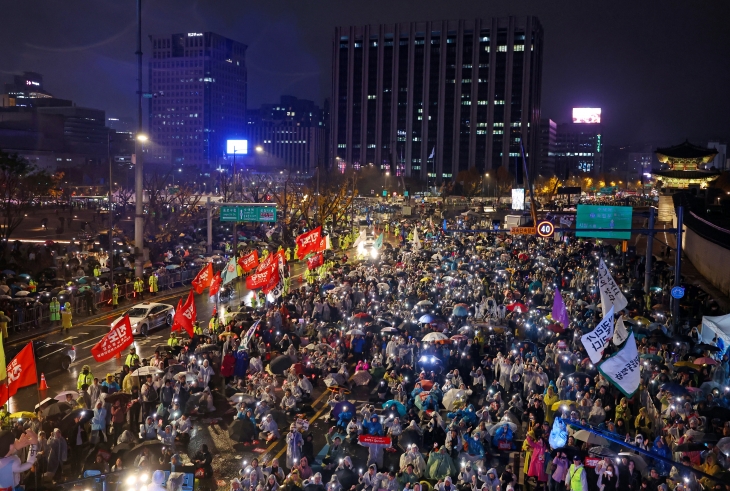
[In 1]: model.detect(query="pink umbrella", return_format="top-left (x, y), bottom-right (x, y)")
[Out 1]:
top-left (506, 302), bottom-right (527, 313)
top-left (694, 357), bottom-right (718, 366)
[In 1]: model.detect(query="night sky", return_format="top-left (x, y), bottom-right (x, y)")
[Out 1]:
top-left (2, 0), bottom-right (729, 146)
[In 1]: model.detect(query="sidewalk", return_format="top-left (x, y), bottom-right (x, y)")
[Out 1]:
top-left (6, 282), bottom-right (195, 346)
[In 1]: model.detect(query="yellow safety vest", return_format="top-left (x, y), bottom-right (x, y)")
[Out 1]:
top-left (569, 465), bottom-right (585, 491)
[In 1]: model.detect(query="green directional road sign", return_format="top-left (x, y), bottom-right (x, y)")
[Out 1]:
top-left (220, 205), bottom-right (277, 222)
top-left (576, 205), bottom-right (633, 239)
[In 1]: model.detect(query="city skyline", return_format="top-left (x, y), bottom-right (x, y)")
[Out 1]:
top-left (1, 1), bottom-right (729, 148)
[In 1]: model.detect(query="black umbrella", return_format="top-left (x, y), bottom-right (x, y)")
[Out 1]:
top-left (43, 401), bottom-right (71, 419)
top-left (110, 442), bottom-right (133, 462)
top-left (551, 446), bottom-right (580, 457)
top-left (123, 440), bottom-right (164, 465)
top-left (270, 355), bottom-right (293, 375)
top-left (105, 392), bottom-right (132, 405)
top-left (695, 343), bottom-right (722, 353)
top-left (194, 344), bottom-right (219, 354)
top-left (700, 406), bottom-right (730, 420)
top-left (228, 419), bottom-right (255, 442)
top-left (399, 428), bottom-right (423, 451)
top-left (674, 442), bottom-right (708, 452)
top-left (60, 408), bottom-right (93, 432)
top-left (335, 468), bottom-right (359, 490)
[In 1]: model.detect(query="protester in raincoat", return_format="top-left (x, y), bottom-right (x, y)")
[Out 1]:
top-left (286, 424), bottom-right (303, 469)
top-left (426, 446), bottom-right (457, 480)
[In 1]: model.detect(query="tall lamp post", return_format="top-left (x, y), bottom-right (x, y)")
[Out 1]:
top-left (134, 133), bottom-right (148, 278)
top-left (108, 132), bottom-right (115, 294)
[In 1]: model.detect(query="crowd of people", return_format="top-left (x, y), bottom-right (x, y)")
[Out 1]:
top-left (3, 209), bottom-right (730, 491)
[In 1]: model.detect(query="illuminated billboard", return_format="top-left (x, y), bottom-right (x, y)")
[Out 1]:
top-left (226, 140), bottom-right (248, 154)
top-left (572, 108), bottom-right (602, 124)
top-left (511, 188), bottom-right (525, 211)
top-left (576, 205), bottom-right (632, 239)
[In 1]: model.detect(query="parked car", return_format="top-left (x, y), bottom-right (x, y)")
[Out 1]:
top-left (111, 302), bottom-right (175, 336)
top-left (5, 340), bottom-right (76, 372)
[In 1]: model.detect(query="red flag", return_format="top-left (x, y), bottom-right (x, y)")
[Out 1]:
top-left (172, 289), bottom-right (196, 337)
top-left (171, 298), bottom-right (183, 332)
top-left (295, 227), bottom-right (321, 259)
top-left (307, 252), bottom-right (324, 270)
top-left (91, 315), bottom-right (134, 362)
top-left (246, 263), bottom-right (276, 289)
top-left (316, 235), bottom-right (327, 252)
top-left (209, 271), bottom-right (222, 297)
top-left (191, 263), bottom-right (213, 294)
top-left (0, 342), bottom-right (37, 406)
top-left (256, 249), bottom-right (285, 274)
top-left (238, 251), bottom-right (259, 272)
top-left (262, 265), bottom-right (281, 294)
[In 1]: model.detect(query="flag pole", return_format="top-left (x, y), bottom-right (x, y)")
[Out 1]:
top-left (32, 342), bottom-right (41, 406)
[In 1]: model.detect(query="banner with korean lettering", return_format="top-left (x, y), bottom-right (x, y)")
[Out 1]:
top-left (238, 251), bottom-right (259, 273)
top-left (598, 259), bottom-right (628, 313)
top-left (0, 342), bottom-right (37, 406)
top-left (172, 289), bottom-right (196, 337)
top-left (92, 315), bottom-right (134, 362)
top-left (580, 306), bottom-right (615, 364)
top-left (295, 226), bottom-right (321, 259)
top-left (613, 315), bottom-right (629, 346)
top-left (262, 263), bottom-right (281, 294)
top-left (191, 263), bottom-right (213, 295)
top-left (246, 264), bottom-right (276, 290)
top-left (307, 252), bottom-right (324, 270)
top-left (209, 272), bottom-right (222, 297)
top-left (597, 332), bottom-right (640, 397)
top-left (257, 249), bottom-right (285, 274)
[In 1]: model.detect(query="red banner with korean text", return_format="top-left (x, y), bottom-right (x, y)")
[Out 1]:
top-left (0, 342), bottom-right (37, 406)
top-left (262, 262), bottom-right (281, 294)
top-left (191, 263), bottom-right (213, 294)
top-left (172, 289), bottom-right (196, 337)
top-left (307, 252), bottom-right (324, 270)
top-left (358, 435), bottom-right (391, 445)
top-left (316, 235), bottom-right (327, 252)
top-left (92, 315), bottom-right (134, 362)
top-left (238, 251), bottom-right (259, 272)
top-left (257, 249), bottom-right (285, 274)
top-left (209, 272), bottom-right (222, 297)
top-left (246, 263), bottom-right (276, 290)
top-left (295, 227), bottom-right (321, 259)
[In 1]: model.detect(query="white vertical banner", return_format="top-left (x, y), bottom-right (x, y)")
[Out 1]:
top-left (580, 306), bottom-right (615, 364)
top-left (412, 227), bottom-right (421, 250)
top-left (613, 315), bottom-right (629, 346)
top-left (597, 332), bottom-right (641, 397)
top-left (598, 259), bottom-right (628, 313)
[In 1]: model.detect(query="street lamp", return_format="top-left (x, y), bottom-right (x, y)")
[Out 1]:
top-left (255, 145), bottom-right (263, 153)
top-left (483, 172), bottom-right (490, 197)
top-left (134, 133), bottom-right (148, 278)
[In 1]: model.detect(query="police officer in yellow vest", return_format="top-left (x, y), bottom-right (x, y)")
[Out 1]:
top-left (208, 315), bottom-right (218, 334)
top-left (28, 279), bottom-right (37, 293)
top-left (167, 332), bottom-right (179, 348)
top-left (149, 274), bottom-right (158, 296)
top-left (251, 293), bottom-right (258, 309)
top-left (294, 244), bottom-right (299, 261)
top-left (49, 297), bottom-right (61, 325)
top-left (566, 455), bottom-right (588, 491)
top-left (134, 277), bottom-right (144, 299)
top-left (112, 284), bottom-right (119, 307)
top-left (93, 265), bottom-right (100, 277)
top-left (285, 248), bottom-right (292, 262)
top-left (125, 347), bottom-right (140, 368)
top-left (193, 321), bottom-right (203, 337)
top-left (0, 311), bottom-right (9, 340)
top-left (77, 365), bottom-right (93, 390)
top-left (283, 276), bottom-right (291, 296)
top-left (61, 302), bottom-right (73, 333)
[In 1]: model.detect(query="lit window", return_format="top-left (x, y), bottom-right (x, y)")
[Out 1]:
top-left (514, 44), bottom-right (524, 51)
top-left (498, 45), bottom-right (507, 52)
top-left (462, 101), bottom-right (471, 105)
top-left (484, 46), bottom-right (490, 52)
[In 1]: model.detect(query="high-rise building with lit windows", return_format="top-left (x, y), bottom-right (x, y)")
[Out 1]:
top-left (148, 32), bottom-right (247, 170)
top-left (331, 17), bottom-right (543, 181)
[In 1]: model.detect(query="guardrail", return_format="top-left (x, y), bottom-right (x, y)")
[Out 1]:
top-left (7, 267), bottom-right (197, 335)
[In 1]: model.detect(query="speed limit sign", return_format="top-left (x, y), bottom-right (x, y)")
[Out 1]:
top-left (536, 221), bottom-right (555, 238)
